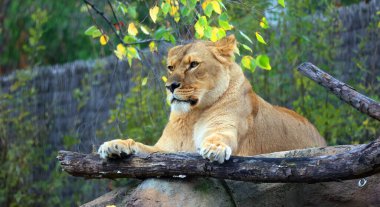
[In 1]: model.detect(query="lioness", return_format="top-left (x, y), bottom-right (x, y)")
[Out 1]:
top-left (99, 35), bottom-right (326, 163)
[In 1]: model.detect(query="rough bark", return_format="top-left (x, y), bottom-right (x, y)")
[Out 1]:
top-left (297, 62), bottom-right (380, 121)
top-left (78, 145), bottom-right (380, 207)
top-left (58, 138), bottom-right (380, 183)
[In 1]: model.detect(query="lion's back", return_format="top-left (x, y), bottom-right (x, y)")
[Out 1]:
top-left (237, 96), bottom-right (326, 156)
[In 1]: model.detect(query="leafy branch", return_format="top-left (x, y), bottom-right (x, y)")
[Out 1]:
top-left (83, 0), bottom-right (163, 46)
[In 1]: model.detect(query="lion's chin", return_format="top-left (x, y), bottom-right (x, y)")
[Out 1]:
top-left (171, 101), bottom-right (191, 113)
top-left (168, 94), bottom-right (199, 113)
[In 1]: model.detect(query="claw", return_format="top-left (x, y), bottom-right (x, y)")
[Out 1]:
top-left (97, 139), bottom-right (137, 159)
top-left (199, 141), bottom-right (232, 164)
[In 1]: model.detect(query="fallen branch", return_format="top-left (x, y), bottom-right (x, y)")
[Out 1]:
top-left (297, 62), bottom-right (380, 121)
top-left (58, 137), bottom-right (380, 183)
top-left (58, 62), bottom-right (380, 182)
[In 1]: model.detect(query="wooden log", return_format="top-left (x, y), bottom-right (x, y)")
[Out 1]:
top-left (57, 137), bottom-right (380, 183)
top-left (297, 62), bottom-right (380, 121)
top-left (58, 62), bottom-right (380, 183)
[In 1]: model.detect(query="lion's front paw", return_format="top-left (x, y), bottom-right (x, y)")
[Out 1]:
top-left (98, 139), bottom-right (137, 159)
top-left (199, 140), bottom-right (232, 164)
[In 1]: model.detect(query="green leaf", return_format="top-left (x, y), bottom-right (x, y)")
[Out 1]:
top-left (161, 3), bottom-right (171, 15)
top-left (239, 31), bottom-right (253, 44)
top-left (210, 27), bottom-right (224, 42)
top-left (123, 35), bottom-right (137, 44)
top-left (249, 59), bottom-right (257, 73)
top-left (241, 56), bottom-right (252, 69)
top-left (163, 33), bottom-right (176, 44)
top-left (241, 43), bottom-right (252, 53)
top-left (218, 13), bottom-right (232, 30)
top-left (216, 28), bottom-right (226, 39)
top-left (219, 1), bottom-right (227, 10)
top-left (219, 12), bottom-right (228, 21)
top-left (154, 27), bottom-right (167, 39)
top-left (84, 26), bottom-right (102, 38)
top-left (128, 6), bottom-right (137, 18)
top-left (256, 54), bottom-right (271, 70)
top-left (241, 56), bottom-right (256, 73)
top-left (195, 21), bottom-right (205, 37)
top-left (204, 26), bottom-right (212, 39)
top-left (188, 0), bottom-right (197, 8)
top-left (259, 17), bottom-right (269, 29)
top-left (210, 1), bottom-right (221, 14)
top-left (127, 46), bottom-right (139, 59)
top-left (278, 0), bottom-right (285, 7)
top-left (141, 77), bottom-right (148, 86)
top-left (199, 16), bottom-right (208, 27)
top-left (180, 6), bottom-right (191, 16)
top-left (204, 3), bottom-right (213, 17)
top-left (117, 2), bottom-right (128, 15)
top-left (125, 46), bottom-right (140, 66)
top-left (140, 25), bottom-right (150, 35)
top-left (195, 16), bottom-right (208, 38)
top-left (255, 32), bottom-right (267, 45)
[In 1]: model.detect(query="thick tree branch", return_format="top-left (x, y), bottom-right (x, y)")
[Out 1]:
top-left (297, 62), bottom-right (380, 121)
top-left (58, 137), bottom-right (380, 183)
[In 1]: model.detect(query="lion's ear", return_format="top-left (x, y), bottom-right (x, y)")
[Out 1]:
top-left (213, 35), bottom-right (236, 64)
top-left (168, 45), bottom-right (183, 57)
top-left (215, 35), bottom-right (236, 57)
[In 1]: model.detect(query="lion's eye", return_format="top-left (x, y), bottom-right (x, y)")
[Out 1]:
top-left (189, 61), bottom-right (199, 69)
top-left (167, 66), bottom-right (174, 71)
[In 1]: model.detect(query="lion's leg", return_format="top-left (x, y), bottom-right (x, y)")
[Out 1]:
top-left (199, 129), bottom-right (238, 164)
top-left (98, 139), bottom-right (163, 159)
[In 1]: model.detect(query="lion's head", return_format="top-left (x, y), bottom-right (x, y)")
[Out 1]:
top-left (165, 35), bottom-right (237, 113)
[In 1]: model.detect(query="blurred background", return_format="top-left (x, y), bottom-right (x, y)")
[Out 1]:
top-left (0, 0), bottom-right (379, 206)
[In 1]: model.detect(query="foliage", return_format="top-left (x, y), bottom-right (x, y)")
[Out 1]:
top-left (0, 1), bottom-right (102, 73)
top-left (83, 0), bottom-right (287, 76)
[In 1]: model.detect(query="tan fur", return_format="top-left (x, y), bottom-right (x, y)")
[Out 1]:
top-left (98, 35), bottom-right (326, 163)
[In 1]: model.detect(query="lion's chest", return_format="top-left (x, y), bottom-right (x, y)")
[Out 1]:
top-left (165, 115), bottom-right (198, 152)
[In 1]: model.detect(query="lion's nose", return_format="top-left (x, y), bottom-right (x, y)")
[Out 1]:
top-left (166, 82), bottom-right (181, 93)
